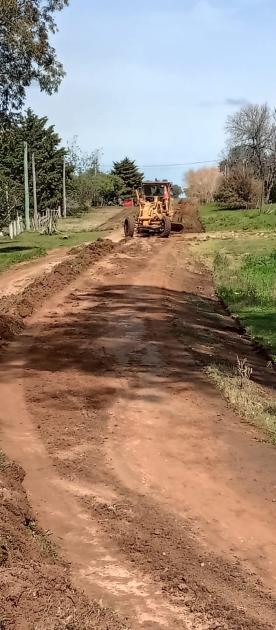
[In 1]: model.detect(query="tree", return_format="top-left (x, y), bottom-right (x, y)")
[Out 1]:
top-left (76, 171), bottom-right (125, 208)
top-left (185, 167), bottom-right (221, 203)
top-left (112, 158), bottom-right (143, 198)
top-left (172, 184), bottom-right (182, 198)
top-left (0, 172), bottom-right (23, 224)
top-left (215, 167), bottom-right (261, 210)
top-left (0, 0), bottom-right (69, 116)
top-left (219, 145), bottom-right (249, 174)
top-left (226, 104), bottom-right (276, 203)
top-left (67, 136), bottom-right (102, 175)
top-left (23, 110), bottom-right (73, 211)
top-left (0, 109), bottom-right (72, 217)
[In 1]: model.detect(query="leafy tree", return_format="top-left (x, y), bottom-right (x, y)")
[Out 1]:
top-left (0, 0), bottom-right (69, 116)
top-left (172, 184), bottom-right (182, 198)
top-left (0, 109), bottom-right (72, 217)
top-left (215, 167), bottom-right (261, 210)
top-left (76, 171), bottom-right (125, 208)
top-left (112, 157), bottom-right (143, 198)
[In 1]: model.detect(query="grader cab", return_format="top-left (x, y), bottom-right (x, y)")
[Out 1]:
top-left (124, 181), bottom-right (183, 238)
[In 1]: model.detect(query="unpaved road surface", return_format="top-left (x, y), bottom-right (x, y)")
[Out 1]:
top-left (1, 234), bottom-right (276, 629)
top-left (0, 206), bottom-right (124, 300)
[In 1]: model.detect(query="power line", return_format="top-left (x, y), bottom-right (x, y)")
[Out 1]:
top-left (101, 159), bottom-right (219, 169)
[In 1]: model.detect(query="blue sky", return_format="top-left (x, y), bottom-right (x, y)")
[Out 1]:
top-left (28, 0), bottom-right (276, 184)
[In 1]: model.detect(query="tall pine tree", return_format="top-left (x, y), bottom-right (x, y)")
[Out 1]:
top-left (0, 109), bottom-right (72, 220)
top-left (112, 158), bottom-right (143, 198)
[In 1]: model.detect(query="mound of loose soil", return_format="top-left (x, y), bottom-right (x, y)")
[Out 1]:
top-left (174, 200), bottom-right (202, 233)
top-left (0, 453), bottom-right (127, 630)
top-left (0, 238), bottom-right (128, 628)
top-left (0, 314), bottom-right (23, 341)
top-left (0, 239), bottom-right (115, 341)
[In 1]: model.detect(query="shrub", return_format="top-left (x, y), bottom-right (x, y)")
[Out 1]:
top-left (215, 168), bottom-right (262, 210)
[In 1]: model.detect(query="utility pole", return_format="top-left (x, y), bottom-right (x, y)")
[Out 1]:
top-left (63, 155), bottom-right (67, 218)
top-left (93, 155), bottom-right (97, 206)
top-left (32, 153), bottom-right (38, 230)
top-left (24, 141), bottom-right (30, 230)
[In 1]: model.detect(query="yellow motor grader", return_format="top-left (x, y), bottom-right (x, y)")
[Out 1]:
top-left (124, 181), bottom-right (183, 238)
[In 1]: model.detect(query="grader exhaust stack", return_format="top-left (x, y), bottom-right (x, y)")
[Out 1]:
top-left (124, 181), bottom-right (183, 238)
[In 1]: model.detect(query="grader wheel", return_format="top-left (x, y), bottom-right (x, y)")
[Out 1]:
top-left (124, 216), bottom-right (135, 238)
top-left (160, 216), bottom-right (171, 238)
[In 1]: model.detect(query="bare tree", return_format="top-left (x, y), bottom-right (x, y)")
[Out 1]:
top-left (226, 104), bottom-right (276, 203)
top-left (185, 167), bottom-right (221, 203)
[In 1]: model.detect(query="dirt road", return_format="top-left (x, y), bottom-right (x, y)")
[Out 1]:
top-left (0, 205), bottom-right (124, 300)
top-left (1, 235), bottom-right (276, 629)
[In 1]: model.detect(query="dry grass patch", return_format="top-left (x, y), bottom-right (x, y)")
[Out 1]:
top-left (206, 362), bottom-right (276, 444)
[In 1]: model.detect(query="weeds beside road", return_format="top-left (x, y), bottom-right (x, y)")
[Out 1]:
top-left (206, 363), bottom-right (276, 444)
top-left (194, 202), bottom-right (276, 444)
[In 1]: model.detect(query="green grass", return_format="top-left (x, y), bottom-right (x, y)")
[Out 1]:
top-left (216, 250), bottom-right (276, 358)
top-left (0, 206), bottom-right (123, 274)
top-left (193, 236), bottom-right (276, 359)
top-left (0, 230), bottom-right (99, 272)
top-left (196, 235), bottom-right (276, 257)
top-left (199, 202), bottom-right (276, 232)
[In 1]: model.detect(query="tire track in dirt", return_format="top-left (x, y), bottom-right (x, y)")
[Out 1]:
top-left (1, 236), bottom-right (276, 628)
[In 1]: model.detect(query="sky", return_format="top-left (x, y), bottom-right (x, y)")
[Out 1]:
top-left (28, 0), bottom-right (276, 185)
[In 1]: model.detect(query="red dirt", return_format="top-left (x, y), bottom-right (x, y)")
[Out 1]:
top-left (174, 199), bottom-right (202, 232)
top-left (0, 239), bottom-right (115, 340)
top-left (0, 230), bottom-right (276, 628)
top-left (0, 454), bottom-right (127, 629)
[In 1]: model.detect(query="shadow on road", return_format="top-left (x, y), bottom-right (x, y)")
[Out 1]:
top-left (2, 282), bottom-right (274, 404)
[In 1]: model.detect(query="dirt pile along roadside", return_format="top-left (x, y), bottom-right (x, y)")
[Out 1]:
top-left (0, 451), bottom-right (127, 630)
top-left (174, 200), bottom-right (202, 232)
top-left (174, 199), bottom-right (202, 233)
top-left (0, 239), bottom-right (116, 341)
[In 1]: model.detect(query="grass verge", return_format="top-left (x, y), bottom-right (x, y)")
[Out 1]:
top-left (193, 236), bottom-right (276, 359)
top-left (0, 229), bottom-right (99, 272)
top-left (206, 363), bottom-right (276, 444)
top-left (199, 202), bottom-right (276, 232)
